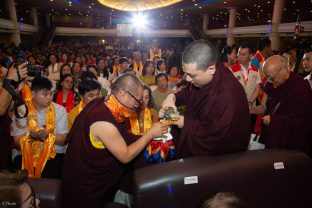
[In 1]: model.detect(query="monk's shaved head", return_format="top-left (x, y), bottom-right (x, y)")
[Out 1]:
top-left (112, 74), bottom-right (143, 96)
top-left (263, 55), bottom-right (289, 87)
top-left (263, 55), bottom-right (287, 75)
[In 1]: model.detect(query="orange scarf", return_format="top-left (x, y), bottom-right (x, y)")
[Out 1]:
top-left (105, 94), bottom-right (135, 123)
top-left (20, 85), bottom-right (56, 178)
top-left (113, 64), bottom-right (121, 73)
top-left (133, 61), bottom-right (143, 72)
top-left (129, 108), bottom-right (152, 135)
top-left (168, 76), bottom-right (181, 84)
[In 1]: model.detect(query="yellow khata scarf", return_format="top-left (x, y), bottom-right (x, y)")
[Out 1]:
top-left (129, 108), bottom-right (152, 135)
top-left (105, 95), bottom-right (135, 123)
top-left (20, 85), bottom-right (56, 178)
top-left (113, 64), bottom-right (121, 73)
top-left (133, 61), bottom-right (143, 72)
top-left (77, 100), bottom-right (85, 114)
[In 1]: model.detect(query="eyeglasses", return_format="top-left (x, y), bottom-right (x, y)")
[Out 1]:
top-left (264, 65), bottom-right (284, 82)
top-left (22, 186), bottom-right (37, 208)
top-left (125, 91), bottom-right (143, 104)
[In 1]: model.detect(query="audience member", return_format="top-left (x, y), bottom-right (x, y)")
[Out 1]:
top-left (128, 85), bottom-right (158, 135)
top-left (156, 59), bottom-right (167, 74)
top-left (130, 52), bottom-right (143, 75)
top-left (68, 78), bottom-right (101, 130)
top-left (230, 43), bottom-right (261, 107)
top-left (168, 65), bottom-right (182, 89)
top-left (199, 192), bottom-right (247, 208)
top-left (220, 45), bottom-right (237, 68)
top-left (47, 54), bottom-right (61, 89)
top-left (59, 64), bottom-right (73, 77)
top-left (72, 62), bottom-right (82, 89)
top-left (250, 37), bottom-right (272, 73)
top-left (11, 77), bottom-right (68, 178)
top-left (0, 63), bottom-right (27, 170)
top-left (86, 64), bottom-right (111, 94)
top-left (53, 74), bottom-right (80, 113)
top-left (139, 60), bottom-right (156, 87)
top-left (152, 73), bottom-right (173, 112)
top-left (0, 169), bottom-right (40, 208)
top-left (303, 47), bottom-right (312, 89)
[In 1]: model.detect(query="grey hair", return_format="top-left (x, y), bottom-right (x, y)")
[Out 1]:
top-left (111, 74), bottom-right (143, 94)
top-left (182, 39), bottom-right (218, 71)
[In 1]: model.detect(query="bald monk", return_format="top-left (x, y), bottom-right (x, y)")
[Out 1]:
top-left (260, 55), bottom-right (312, 156)
top-left (61, 74), bottom-right (169, 208)
top-left (162, 40), bottom-right (251, 157)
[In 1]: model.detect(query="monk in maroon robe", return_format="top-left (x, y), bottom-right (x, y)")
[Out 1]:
top-left (163, 40), bottom-right (251, 157)
top-left (260, 55), bottom-right (312, 156)
top-left (61, 74), bottom-right (169, 208)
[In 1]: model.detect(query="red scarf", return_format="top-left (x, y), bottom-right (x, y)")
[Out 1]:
top-left (56, 90), bottom-right (75, 112)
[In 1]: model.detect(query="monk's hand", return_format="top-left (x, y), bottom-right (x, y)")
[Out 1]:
top-left (30, 129), bottom-right (49, 141)
top-left (172, 115), bottom-right (184, 128)
top-left (161, 94), bottom-right (177, 112)
top-left (147, 122), bottom-right (170, 139)
top-left (262, 115), bottom-right (271, 126)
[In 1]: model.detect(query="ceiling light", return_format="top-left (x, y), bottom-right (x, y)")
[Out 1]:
top-left (98, 0), bottom-right (182, 11)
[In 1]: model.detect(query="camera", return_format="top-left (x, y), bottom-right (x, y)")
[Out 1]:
top-left (16, 60), bottom-right (44, 77)
top-left (26, 64), bottom-right (44, 77)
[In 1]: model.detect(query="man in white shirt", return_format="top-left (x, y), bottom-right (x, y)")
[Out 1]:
top-left (230, 43), bottom-right (261, 106)
top-left (11, 77), bottom-right (68, 179)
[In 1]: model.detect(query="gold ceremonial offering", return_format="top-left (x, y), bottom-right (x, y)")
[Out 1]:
top-left (160, 106), bottom-right (179, 123)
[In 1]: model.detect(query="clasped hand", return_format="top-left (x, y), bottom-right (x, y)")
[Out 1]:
top-left (30, 129), bottom-right (49, 141)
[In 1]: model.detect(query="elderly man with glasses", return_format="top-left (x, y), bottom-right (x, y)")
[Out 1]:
top-left (259, 55), bottom-right (312, 156)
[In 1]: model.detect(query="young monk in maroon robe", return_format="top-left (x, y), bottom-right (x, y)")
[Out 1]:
top-left (260, 55), bottom-right (312, 156)
top-left (162, 40), bottom-right (251, 157)
top-left (61, 74), bottom-right (169, 208)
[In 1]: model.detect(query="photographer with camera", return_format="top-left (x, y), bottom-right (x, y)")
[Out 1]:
top-left (0, 63), bottom-right (27, 170)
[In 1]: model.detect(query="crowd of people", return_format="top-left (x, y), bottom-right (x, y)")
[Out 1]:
top-left (0, 36), bottom-right (312, 208)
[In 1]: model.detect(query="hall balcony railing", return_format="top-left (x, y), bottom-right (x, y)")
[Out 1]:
top-left (0, 18), bottom-right (311, 38)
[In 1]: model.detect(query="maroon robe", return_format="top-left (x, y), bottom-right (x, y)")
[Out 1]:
top-left (174, 64), bottom-right (251, 157)
top-left (260, 73), bottom-right (312, 156)
top-left (61, 97), bottom-right (138, 208)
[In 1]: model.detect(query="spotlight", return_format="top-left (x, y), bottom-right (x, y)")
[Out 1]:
top-left (131, 13), bottom-right (149, 30)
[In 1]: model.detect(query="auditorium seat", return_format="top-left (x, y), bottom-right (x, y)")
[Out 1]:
top-left (28, 178), bottom-right (128, 208)
top-left (133, 149), bottom-right (312, 208)
top-left (28, 178), bottom-right (61, 208)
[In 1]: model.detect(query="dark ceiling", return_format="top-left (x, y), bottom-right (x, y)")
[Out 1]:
top-left (1, 0), bottom-right (311, 29)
